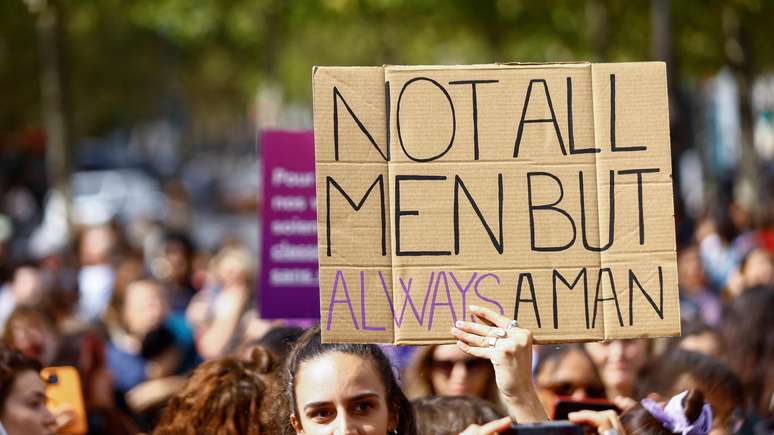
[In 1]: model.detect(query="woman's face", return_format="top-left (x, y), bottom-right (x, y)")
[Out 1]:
top-left (584, 339), bottom-right (648, 396)
top-left (535, 349), bottom-right (606, 413)
top-left (123, 282), bottom-right (166, 337)
top-left (292, 351), bottom-right (397, 435)
top-left (429, 344), bottom-right (491, 398)
top-left (0, 370), bottom-right (55, 435)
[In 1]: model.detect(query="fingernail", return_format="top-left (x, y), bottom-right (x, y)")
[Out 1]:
top-left (455, 320), bottom-right (464, 327)
top-left (470, 304), bottom-right (480, 311)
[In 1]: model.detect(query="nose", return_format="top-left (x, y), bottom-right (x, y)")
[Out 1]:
top-left (608, 340), bottom-right (625, 362)
top-left (449, 361), bottom-right (468, 382)
top-left (570, 388), bottom-right (587, 400)
top-left (337, 412), bottom-right (360, 435)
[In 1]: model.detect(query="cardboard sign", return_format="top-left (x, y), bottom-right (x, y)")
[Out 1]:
top-left (312, 63), bottom-right (680, 344)
top-left (259, 130), bottom-right (320, 319)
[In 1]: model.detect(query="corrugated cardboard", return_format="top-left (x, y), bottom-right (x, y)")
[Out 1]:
top-left (313, 62), bottom-right (680, 344)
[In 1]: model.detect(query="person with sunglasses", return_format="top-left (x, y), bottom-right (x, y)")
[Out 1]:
top-left (533, 345), bottom-right (607, 415)
top-left (403, 343), bottom-right (501, 410)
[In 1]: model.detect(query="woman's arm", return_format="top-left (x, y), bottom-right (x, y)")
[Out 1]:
top-left (452, 304), bottom-right (548, 424)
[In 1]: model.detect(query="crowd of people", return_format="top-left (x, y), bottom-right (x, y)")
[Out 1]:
top-left (0, 166), bottom-right (771, 435)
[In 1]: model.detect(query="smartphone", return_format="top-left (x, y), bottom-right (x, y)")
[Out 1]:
top-left (553, 398), bottom-right (619, 420)
top-left (503, 421), bottom-right (586, 435)
top-left (41, 366), bottom-right (88, 434)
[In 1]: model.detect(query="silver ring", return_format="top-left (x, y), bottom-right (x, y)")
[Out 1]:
top-left (602, 429), bottom-right (619, 435)
top-left (494, 328), bottom-right (507, 338)
top-left (507, 320), bottom-right (519, 330)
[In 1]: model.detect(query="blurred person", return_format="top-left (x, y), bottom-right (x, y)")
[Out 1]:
top-left (286, 326), bottom-right (417, 435)
top-left (153, 346), bottom-right (282, 435)
top-left (239, 325), bottom-right (305, 360)
top-left (640, 349), bottom-right (743, 434)
top-left (0, 264), bottom-right (46, 333)
top-left (0, 347), bottom-right (55, 435)
top-left (412, 396), bottom-right (503, 435)
top-left (738, 247), bottom-right (773, 289)
top-left (697, 202), bottom-right (756, 292)
top-left (533, 345), bottom-right (606, 415)
top-left (584, 339), bottom-right (650, 401)
top-left (678, 245), bottom-right (722, 326)
top-left (720, 285), bottom-right (773, 420)
top-left (0, 214), bottom-right (13, 286)
top-left (569, 389), bottom-right (712, 435)
top-left (77, 226), bottom-right (117, 323)
top-left (2, 307), bottom-right (58, 366)
top-left (671, 318), bottom-right (723, 358)
top-left (153, 231), bottom-right (196, 314)
top-left (3, 307), bottom-right (137, 434)
top-left (403, 344), bottom-right (500, 408)
top-left (103, 279), bottom-right (196, 399)
top-left (186, 244), bottom-right (255, 359)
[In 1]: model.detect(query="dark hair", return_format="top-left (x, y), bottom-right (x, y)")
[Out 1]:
top-left (163, 230), bottom-right (195, 258)
top-left (412, 396), bottom-right (503, 435)
top-left (154, 347), bottom-right (283, 435)
top-left (0, 347), bottom-right (42, 410)
top-left (639, 349), bottom-right (742, 428)
top-left (255, 326), bottom-right (305, 358)
top-left (621, 389), bottom-right (707, 435)
top-left (720, 285), bottom-right (773, 417)
top-left (287, 326), bottom-right (417, 435)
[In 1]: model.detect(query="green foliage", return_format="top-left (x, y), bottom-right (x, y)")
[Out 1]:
top-left (1, 0), bottom-right (773, 140)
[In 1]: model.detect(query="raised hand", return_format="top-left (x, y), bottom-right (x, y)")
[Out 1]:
top-left (452, 304), bottom-right (548, 423)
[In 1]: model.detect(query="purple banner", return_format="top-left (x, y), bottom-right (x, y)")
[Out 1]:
top-left (259, 130), bottom-right (320, 319)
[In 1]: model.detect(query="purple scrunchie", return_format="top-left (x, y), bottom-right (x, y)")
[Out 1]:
top-left (640, 391), bottom-right (713, 435)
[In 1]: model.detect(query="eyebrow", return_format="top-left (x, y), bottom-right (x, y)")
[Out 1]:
top-left (303, 392), bottom-right (380, 410)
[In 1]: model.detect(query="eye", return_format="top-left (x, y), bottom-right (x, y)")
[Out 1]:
top-left (308, 407), bottom-right (335, 423)
top-left (352, 400), bottom-right (376, 414)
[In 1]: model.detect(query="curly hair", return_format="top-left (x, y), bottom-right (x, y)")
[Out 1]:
top-left (153, 346), bottom-right (284, 435)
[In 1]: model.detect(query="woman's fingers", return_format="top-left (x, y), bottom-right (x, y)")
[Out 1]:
top-left (478, 416), bottom-right (513, 434)
top-left (456, 340), bottom-right (491, 359)
top-left (568, 410), bottom-right (623, 434)
top-left (568, 410), bottom-right (611, 431)
top-left (460, 416), bottom-right (513, 435)
top-left (451, 327), bottom-right (491, 347)
top-left (454, 320), bottom-right (506, 338)
top-left (470, 305), bottom-right (511, 329)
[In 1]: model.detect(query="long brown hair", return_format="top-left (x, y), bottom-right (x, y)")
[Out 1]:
top-left (154, 346), bottom-right (283, 435)
top-left (403, 345), bottom-right (500, 408)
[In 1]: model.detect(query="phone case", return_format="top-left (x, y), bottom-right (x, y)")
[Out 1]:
top-left (40, 366), bottom-right (88, 434)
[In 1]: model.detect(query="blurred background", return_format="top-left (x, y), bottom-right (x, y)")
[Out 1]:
top-left (0, 0), bottom-right (773, 432)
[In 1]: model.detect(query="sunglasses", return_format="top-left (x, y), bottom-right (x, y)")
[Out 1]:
top-left (540, 381), bottom-right (607, 399)
top-left (430, 358), bottom-right (489, 376)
